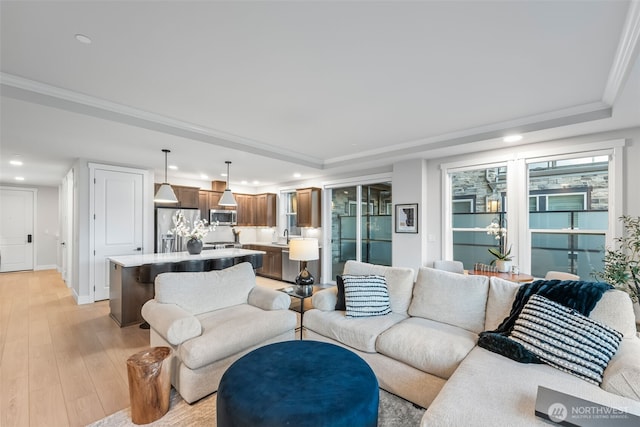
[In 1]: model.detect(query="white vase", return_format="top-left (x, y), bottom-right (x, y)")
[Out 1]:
top-left (495, 260), bottom-right (512, 273)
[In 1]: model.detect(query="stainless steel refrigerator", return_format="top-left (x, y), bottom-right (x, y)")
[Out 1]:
top-left (155, 207), bottom-right (200, 253)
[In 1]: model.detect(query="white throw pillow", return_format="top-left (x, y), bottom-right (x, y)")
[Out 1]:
top-left (343, 260), bottom-right (414, 315)
top-left (342, 274), bottom-right (392, 318)
top-left (510, 295), bottom-right (622, 385)
top-left (408, 267), bottom-right (489, 334)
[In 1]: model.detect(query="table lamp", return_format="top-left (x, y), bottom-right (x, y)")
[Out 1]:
top-left (289, 238), bottom-right (319, 295)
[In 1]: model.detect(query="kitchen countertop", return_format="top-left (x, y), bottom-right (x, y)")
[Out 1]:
top-left (108, 248), bottom-right (266, 268)
top-left (245, 242), bottom-right (291, 248)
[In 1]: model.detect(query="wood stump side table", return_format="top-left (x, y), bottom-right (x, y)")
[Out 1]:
top-left (126, 346), bottom-right (172, 425)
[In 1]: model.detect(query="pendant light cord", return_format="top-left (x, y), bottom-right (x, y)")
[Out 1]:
top-left (163, 149), bottom-right (170, 183)
top-left (226, 161), bottom-right (231, 190)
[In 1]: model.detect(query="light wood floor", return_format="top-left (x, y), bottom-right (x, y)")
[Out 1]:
top-left (0, 269), bottom-right (286, 427)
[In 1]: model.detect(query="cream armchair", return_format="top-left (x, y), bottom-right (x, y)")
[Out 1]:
top-left (142, 262), bottom-right (296, 403)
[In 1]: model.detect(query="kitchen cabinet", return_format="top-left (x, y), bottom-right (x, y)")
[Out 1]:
top-left (155, 184), bottom-right (200, 208)
top-left (255, 193), bottom-right (277, 227)
top-left (296, 187), bottom-right (321, 228)
top-left (235, 194), bottom-right (256, 226)
top-left (199, 190), bottom-right (229, 220)
top-left (246, 244), bottom-right (282, 280)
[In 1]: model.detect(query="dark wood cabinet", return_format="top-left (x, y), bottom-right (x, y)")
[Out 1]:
top-left (247, 244), bottom-right (282, 280)
top-left (255, 193), bottom-right (277, 227)
top-left (155, 184), bottom-right (200, 208)
top-left (235, 194), bottom-right (256, 226)
top-left (296, 187), bottom-right (321, 228)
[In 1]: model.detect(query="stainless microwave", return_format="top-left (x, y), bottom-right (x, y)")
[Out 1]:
top-left (210, 209), bottom-right (237, 225)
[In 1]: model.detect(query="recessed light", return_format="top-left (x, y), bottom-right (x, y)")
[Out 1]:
top-left (241, 180), bottom-right (248, 185)
top-left (200, 174), bottom-right (209, 180)
top-left (15, 176), bottom-right (25, 181)
top-left (168, 165), bottom-right (178, 170)
top-left (253, 180), bottom-right (260, 185)
top-left (10, 160), bottom-right (23, 166)
top-left (221, 173), bottom-right (228, 177)
top-left (293, 173), bottom-right (301, 178)
top-left (75, 34), bottom-right (92, 44)
top-left (503, 135), bottom-right (523, 143)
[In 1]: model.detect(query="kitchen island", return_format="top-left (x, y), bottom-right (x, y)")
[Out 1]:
top-left (108, 248), bottom-right (266, 327)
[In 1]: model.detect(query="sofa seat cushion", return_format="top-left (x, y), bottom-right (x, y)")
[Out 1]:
top-left (303, 308), bottom-right (406, 353)
top-left (178, 304), bottom-right (296, 370)
top-left (421, 347), bottom-right (640, 427)
top-left (376, 317), bottom-right (477, 379)
top-left (409, 267), bottom-right (489, 333)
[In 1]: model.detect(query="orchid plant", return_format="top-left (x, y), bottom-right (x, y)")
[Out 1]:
top-left (171, 211), bottom-right (216, 242)
top-left (486, 218), bottom-right (512, 263)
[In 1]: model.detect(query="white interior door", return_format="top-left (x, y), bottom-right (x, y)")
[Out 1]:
top-left (93, 168), bottom-right (143, 301)
top-left (0, 187), bottom-right (35, 272)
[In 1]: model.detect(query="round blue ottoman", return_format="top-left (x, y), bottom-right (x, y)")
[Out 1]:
top-left (217, 340), bottom-right (379, 427)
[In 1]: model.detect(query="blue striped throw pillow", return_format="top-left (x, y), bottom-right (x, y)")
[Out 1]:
top-left (510, 294), bottom-right (622, 385)
top-left (342, 274), bottom-right (391, 318)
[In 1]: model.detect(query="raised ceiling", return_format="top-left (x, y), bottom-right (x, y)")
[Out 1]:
top-left (1, 1), bottom-right (639, 187)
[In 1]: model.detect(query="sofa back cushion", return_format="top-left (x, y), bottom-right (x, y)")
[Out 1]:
top-left (343, 260), bottom-right (415, 315)
top-left (409, 267), bottom-right (489, 333)
top-left (484, 277), bottom-right (521, 331)
top-left (155, 262), bottom-right (256, 315)
top-left (589, 289), bottom-right (637, 338)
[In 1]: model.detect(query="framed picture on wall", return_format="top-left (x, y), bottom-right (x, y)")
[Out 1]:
top-left (395, 203), bottom-right (418, 233)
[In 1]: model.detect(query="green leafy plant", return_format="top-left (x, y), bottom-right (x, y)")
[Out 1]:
top-left (486, 219), bottom-right (512, 264)
top-left (488, 245), bottom-right (513, 264)
top-left (592, 215), bottom-right (640, 305)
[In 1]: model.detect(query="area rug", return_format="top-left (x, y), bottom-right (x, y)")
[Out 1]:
top-left (88, 388), bottom-right (425, 426)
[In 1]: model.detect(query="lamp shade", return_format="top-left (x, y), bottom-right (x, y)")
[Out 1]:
top-left (154, 183), bottom-right (178, 203)
top-left (218, 189), bottom-right (237, 206)
top-left (289, 238), bottom-right (319, 261)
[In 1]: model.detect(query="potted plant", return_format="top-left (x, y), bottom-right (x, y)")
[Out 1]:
top-left (486, 219), bottom-right (513, 272)
top-left (592, 215), bottom-right (640, 321)
top-left (171, 211), bottom-right (216, 255)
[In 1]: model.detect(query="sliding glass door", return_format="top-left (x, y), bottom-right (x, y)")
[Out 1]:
top-left (330, 182), bottom-right (392, 280)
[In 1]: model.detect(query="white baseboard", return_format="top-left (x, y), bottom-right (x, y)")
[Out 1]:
top-left (72, 289), bottom-right (93, 305)
top-left (35, 264), bottom-right (58, 271)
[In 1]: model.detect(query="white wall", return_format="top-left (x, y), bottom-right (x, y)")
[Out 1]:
top-left (391, 158), bottom-right (428, 273)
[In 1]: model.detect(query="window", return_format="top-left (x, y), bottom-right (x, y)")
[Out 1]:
top-left (528, 155), bottom-right (609, 278)
top-left (283, 191), bottom-right (301, 236)
top-left (443, 144), bottom-right (621, 279)
top-left (449, 166), bottom-right (507, 269)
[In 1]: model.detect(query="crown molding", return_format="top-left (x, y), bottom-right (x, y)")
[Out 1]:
top-left (324, 101), bottom-right (612, 169)
top-left (0, 73), bottom-right (325, 169)
top-left (603, 0), bottom-right (640, 105)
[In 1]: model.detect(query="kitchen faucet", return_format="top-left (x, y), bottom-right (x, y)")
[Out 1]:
top-left (283, 229), bottom-right (289, 244)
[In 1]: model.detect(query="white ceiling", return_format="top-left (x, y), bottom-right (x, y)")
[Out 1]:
top-left (1, 1), bottom-right (639, 188)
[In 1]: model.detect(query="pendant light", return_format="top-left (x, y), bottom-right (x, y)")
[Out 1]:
top-left (218, 160), bottom-right (237, 206)
top-left (154, 149), bottom-right (178, 203)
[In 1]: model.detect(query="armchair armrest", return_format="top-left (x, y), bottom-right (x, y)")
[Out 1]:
top-left (141, 300), bottom-right (202, 346)
top-left (602, 338), bottom-right (640, 402)
top-left (312, 287), bottom-right (338, 311)
top-left (248, 286), bottom-right (291, 310)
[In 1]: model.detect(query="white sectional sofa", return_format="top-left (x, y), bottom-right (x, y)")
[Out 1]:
top-left (142, 262), bottom-right (297, 403)
top-left (303, 260), bottom-right (640, 425)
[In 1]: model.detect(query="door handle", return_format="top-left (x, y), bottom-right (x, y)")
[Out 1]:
top-left (134, 247), bottom-right (142, 251)
top-left (27, 234), bottom-right (32, 243)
